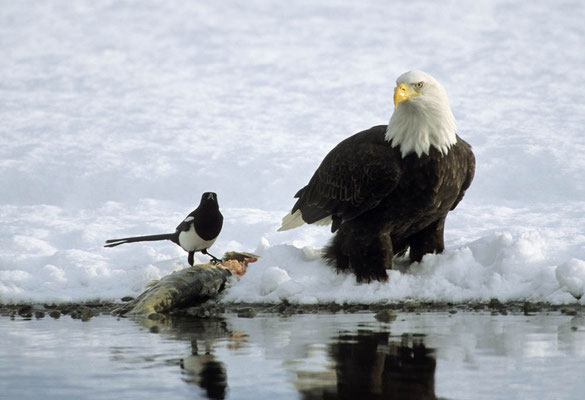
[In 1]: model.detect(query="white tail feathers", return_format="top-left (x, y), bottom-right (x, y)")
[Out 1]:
top-left (313, 215), bottom-right (333, 227)
top-left (277, 210), bottom-right (332, 231)
top-left (278, 210), bottom-right (305, 231)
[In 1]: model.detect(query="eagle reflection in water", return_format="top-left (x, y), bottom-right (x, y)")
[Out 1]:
top-left (297, 331), bottom-right (437, 400)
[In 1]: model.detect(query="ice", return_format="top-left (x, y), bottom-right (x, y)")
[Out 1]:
top-left (1, 1), bottom-right (585, 304)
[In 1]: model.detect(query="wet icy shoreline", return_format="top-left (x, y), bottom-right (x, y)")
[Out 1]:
top-left (2, 299), bottom-right (583, 323)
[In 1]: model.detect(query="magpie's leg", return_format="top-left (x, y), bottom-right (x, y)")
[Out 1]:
top-left (202, 249), bottom-right (221, 264)
top-left (188, 251), bottom-right (195, 266)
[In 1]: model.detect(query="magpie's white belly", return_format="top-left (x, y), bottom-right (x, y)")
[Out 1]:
top-left (178, 225), bottom-right (216, 252)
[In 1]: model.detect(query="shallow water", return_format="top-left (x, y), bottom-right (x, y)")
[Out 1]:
top-left (1, 311), bottom-right (584, 399)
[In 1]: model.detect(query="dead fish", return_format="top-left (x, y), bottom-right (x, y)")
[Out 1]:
top-left (115, 252), bottom-right (258, 316)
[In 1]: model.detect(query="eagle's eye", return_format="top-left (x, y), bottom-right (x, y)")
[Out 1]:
top-left (414, 81), bottom-right (424, 89)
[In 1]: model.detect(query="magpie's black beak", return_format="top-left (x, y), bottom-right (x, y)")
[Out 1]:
top-left (202, 192), bottom-right (217, 201)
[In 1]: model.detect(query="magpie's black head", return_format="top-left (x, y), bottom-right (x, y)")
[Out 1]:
top-left (201, 192), bottom-right (218, 203)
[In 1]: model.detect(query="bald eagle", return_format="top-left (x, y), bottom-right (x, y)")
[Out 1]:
top-left (278, 71), bottom-right (475, 282)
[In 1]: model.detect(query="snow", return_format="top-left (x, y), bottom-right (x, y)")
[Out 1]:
top-left (556, 259), bottom-right (585, 300)
top-left (1, 0), bottom-right (585, 304)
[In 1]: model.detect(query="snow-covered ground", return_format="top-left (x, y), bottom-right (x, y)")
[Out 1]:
top-left (1, 0), bottom-right (584, 304)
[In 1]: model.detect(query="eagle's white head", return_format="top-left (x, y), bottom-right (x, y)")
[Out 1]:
top-left (385, 70), bottom-right (457, 158)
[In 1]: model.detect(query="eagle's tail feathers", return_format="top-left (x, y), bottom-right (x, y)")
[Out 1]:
top-left (277, 210), bottom-right (306, 231)
top-left (278, 210), bottom-right (333, 231)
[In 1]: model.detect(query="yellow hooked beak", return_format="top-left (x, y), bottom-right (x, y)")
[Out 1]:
top-left (393, 83), bottom-right (420, 108)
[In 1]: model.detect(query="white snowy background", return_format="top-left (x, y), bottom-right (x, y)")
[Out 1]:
top-left (1, 0), bottom-right (584, 304)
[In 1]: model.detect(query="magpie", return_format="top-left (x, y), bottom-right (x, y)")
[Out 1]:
top-left (105, 192), bottom-right (223, 266)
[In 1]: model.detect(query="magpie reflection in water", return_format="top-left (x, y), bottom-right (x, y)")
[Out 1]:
top-left (181, 339), bottom-right (228, 400)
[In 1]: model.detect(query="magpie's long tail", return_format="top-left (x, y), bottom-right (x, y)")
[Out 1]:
top-left (105, 233), bottom-right (175, 248)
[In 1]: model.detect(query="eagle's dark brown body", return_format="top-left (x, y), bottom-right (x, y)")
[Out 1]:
top-left (291, 125), bottom-right (475, 282)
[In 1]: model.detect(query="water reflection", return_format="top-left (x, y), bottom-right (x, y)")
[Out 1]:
top-left (298, 331), bottom-right (437, 400)
top-left (145, 317), bottom-right (236, 399)
top-left (558, 314), bottom-right (585, 356)
top-left (4, 312), bottom-right (582, 399)
top-left (181, 340), bottom-right (227, 400)
top-left (137, 315), bottom-right (438, 400)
